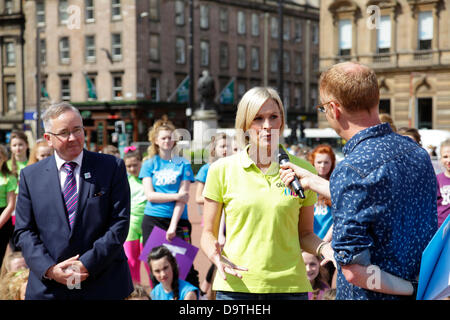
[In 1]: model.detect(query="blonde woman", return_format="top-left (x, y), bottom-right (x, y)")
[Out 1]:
top-left (200, 87), bottom-right (335, 300)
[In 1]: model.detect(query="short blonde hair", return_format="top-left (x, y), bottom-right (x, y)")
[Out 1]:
top-left (319, 61), bottom-right (379, 113)
top-left (234, 87), bottom-right (285, 147)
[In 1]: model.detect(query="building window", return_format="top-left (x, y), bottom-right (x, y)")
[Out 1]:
top-left (237, 11), bottom-right (246, 35)
top-left (112, 75), bottom-right (123, 100)
top-left (200, 40), bottom-right (209, 67)
top-left (312, 54), bottom-right (319, 71)
top-left (61, 78), bottom-right (71, 101)
top-left (111, 33), bottom-right (122, 61)
top-left (219, 42), bottom-right (228, 69)
top-left (111, 0), bottom-right (121, 20)
top-left (175, 37), bottom-right (185, 64)
top-left (6, 82), bottom-right (16, 113)
top-left (85, 35), bottom-right (96, 62)
top-left (283, 19), bottom-right (290, 41)
top-left (237, 82), bottom-right (246, 100)
top-left (418, 11), bottom-right (432, 50)
top-left (251, 13), bottom-right (259, 36)
top-left (271, 17), bottom-right (278, 39)
top-left (40, 39), bottom-right (46, 65)
top-left (219, 8), bottom-right (228, 32)
top-left (149, 34), bottom-right (160, 62)
top-left (5, 42), bottom-right (15, 67)
top-left (312, 22), bottom-right (319, 45)
top-left (294, 86), bottom-right (303, 110)
top-left (149, 0), bottom-right (160, 21)
top-left (338, 19), bottom-right (352, 56)
top-left (36, 1), bottom-right (45, 26)
top-left (59, 37), bottom-right (70, 64)
top-left (379, 99), bottom-right (391, 114)
top-left (200, 5), bottom-right (209, 29)
top-left (295, 52), bottom-right (302, 74)
top-left (310, 85), bottom-right (318, 111)
top-left (85, 0), bottom-right (95, 22)
top-left (251, 47), bottom-right (259, 71)
top-left (283, 83), bottom-right (290, 110)
top-left (237, 45), bottom-right (246, 70)
top-left (175, 1), bottom-right (184, 26)
top-left (4, 0), bottom-right (13, 14)
top-left (270, 50), bottom-right (278, 73)
top-left (86, 75), bottom-right (97, 100)
top-left (59, 0), bottom-right (69, 25)
top-left (150, 77), bottom-right (160, 101)
top-left (283, 51), bottom-right (290, 73)
top-left (294, 21), bottom-right (302, 42)
top-left (377, 15), bottom-right (391, 54)
top-left (417, 98), bottom-right (432, 129)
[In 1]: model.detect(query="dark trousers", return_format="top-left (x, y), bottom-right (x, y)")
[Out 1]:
top-left (0, 211), bottom-right (13, 267)
top-left (141, 215), bottom-right (200, 289)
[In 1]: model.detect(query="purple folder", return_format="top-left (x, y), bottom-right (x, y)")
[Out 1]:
top-left (139, 226), bottom-right (199, 280)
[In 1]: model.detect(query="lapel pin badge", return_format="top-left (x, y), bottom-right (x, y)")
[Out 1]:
top-left (84, 172), bottom-right (91, 179)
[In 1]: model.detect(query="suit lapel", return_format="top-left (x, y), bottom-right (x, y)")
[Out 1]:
top-left (70, 150), bottom-right (95, 236)
top-left (45, 156), bottom-right (71, 234)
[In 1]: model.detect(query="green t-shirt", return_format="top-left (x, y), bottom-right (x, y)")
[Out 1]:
top-left (0, 172), bottom-right (17, 208)
top-left (7, 159), bottom-right (27, 194)
top-left (203, 145), bottom-right (317, 294)
top-left (126, 175), bottom-right (146, 242)
top-left (6, 159), bottom-right (28, 176)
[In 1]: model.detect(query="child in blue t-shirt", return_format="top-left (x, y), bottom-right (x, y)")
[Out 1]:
top-left (148, 245), bottom-right (198, 300)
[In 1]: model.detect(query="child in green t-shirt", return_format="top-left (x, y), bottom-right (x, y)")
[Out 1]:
top-left (123, 147), bottom-right (146, 284)
top-left (0, 144), bottom-right (18, 266)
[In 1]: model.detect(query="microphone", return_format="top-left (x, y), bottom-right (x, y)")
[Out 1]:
top-left (278, 148), bottom-right (305, 199)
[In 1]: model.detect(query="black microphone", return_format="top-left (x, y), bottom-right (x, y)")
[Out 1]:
top-left (278, 148), bottom-right (305, 199)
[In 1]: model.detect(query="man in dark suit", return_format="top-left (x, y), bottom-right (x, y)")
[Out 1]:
top-left (13, 102), bottom-right (133, 299)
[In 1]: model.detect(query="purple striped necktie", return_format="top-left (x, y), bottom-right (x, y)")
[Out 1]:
top-left (62, 162), bottom-right (78, 229)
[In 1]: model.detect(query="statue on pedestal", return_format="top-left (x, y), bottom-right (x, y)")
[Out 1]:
top-left (197, 70), bottom-right (216, 111)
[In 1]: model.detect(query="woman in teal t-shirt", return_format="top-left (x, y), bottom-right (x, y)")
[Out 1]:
top-left (139, 116), bottom-right (198, 289)
top-left (0, 144), bottom-right (18, 266)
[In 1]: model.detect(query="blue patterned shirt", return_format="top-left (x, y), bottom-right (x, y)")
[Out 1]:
top-left (330, 123), bottom-right (437, 300)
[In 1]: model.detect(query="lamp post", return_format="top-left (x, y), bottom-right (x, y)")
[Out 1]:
top-left (277, 0), bottom-right (285, 122)
top-left (35, 26), bottom-right (42, 138)
top-left (188, 0), bottom-right (194, 134)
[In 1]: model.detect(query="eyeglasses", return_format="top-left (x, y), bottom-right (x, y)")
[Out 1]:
top-left (315, 101), bottom-right (333, 113)
top-left (46, 127), bottom-right (84, 139)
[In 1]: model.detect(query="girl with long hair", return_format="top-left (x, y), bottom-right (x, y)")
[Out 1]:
top-left (148, 245), bottom-right (198, 300)
top-left (307, 144), bottom-right (336, 240)
top-left (139, 115), bottom-right (198, 288)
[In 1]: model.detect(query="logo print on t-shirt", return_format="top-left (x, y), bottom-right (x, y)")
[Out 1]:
top-left (153, 169), bottom-right (179, 186)
top-left (441, 185), bottom-right (450, 205)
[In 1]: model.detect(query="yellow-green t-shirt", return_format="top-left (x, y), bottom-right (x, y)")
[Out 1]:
top-left (0, 172), bottom-right (17, 208)
top-left (203, 145), bottom-right (317, 294)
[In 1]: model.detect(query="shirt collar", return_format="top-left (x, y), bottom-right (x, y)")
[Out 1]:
top-left (343, 122), bottom-right (392, 156)
top-left (238, 144), bottom-right (285, 175)
top-left (55, 150), bottom-right (84, 171)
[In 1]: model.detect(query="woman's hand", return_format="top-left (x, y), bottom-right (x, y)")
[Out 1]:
top-left (176, 191), bottom-right (189, 204)
top-left (319, 242), bottom-right (337, 268)
top-left (210, 241), bottom-right (247, 280)
top-left (166, 225), bottom-right (177, 241)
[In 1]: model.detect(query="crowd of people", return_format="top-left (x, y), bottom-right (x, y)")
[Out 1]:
top-left (0, 61), bottom-right (448, 300)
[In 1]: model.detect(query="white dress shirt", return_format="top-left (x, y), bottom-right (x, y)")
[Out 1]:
top-left (54, 151), bottom-right (83, 194)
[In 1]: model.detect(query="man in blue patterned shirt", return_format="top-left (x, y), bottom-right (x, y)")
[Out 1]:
top-left (280, 61), bottom-right (437, 300)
